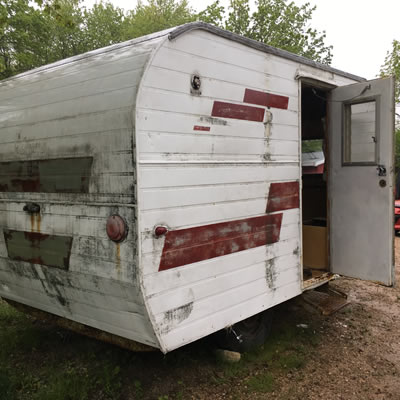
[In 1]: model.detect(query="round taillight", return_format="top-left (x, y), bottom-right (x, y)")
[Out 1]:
top-left (106, 215), bottom-right (128, 242)
top-left (154, 226), bottom-right (168, 237)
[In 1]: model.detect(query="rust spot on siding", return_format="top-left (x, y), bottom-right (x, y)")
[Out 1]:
top-left (266, 181), bottom-right (300, 212)
top-left (116, 243), bottom-right (121, 278)
top-left (159, 214), bottom-right (283, 271)
top-left (36, 214), bottom-right (41, 233)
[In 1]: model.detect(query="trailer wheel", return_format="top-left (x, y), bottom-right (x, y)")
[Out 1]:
top-left (215, 310), bottom-right (274, 353)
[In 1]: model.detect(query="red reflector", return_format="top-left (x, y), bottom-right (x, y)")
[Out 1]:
top-left (106, 215), bottom-right (128, 242)
top-left (154, 226), bottom-right (168, 237)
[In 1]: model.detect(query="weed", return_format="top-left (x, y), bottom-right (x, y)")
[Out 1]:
top-left (133, 379), bottom-right (144, 399)
top-left (278, 353), bottom-right (305, 370)
top-left (247, 373), bottom-right (275, 393)
top-left (0, 368), bottom-right (15, 400)
top-left (33, 368), bottom-right (91, 400)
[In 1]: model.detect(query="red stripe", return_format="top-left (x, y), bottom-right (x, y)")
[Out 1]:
top-left (244, 89), bottom-right (289, 110)
top-left (193, 125), bottom-right (211, 131)
top-left (266, 181), bottom-right (299, 212)
top-left (159, 214), bottom-right (283, 271)
top-left (211, 101), bottom-right (265, 122)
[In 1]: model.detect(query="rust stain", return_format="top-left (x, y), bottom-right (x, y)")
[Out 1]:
top-left (36, 214), bottom-right (41, 233)
top-left (30, 214), bottom-right (35, 232)
top-left (116, 243), bottom-right (121, 278)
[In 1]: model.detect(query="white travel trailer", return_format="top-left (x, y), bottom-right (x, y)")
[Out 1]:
top-left (0, 23), bottom-right (395, 353)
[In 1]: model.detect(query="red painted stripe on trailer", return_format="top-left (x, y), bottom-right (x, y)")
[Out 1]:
top-left (193, 125), bottom-right (211, 131)
top-left (244, 89), bottom-right (289, 110)
top-left (266, 181), bottom-right (299, 212)
top-left (211, 101), bottom-right (265, 122)
top-left (159, 214), bottom-right (283, 271)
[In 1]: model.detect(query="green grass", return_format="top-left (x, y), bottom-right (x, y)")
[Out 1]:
top-left (0, 299), bottom-right (322, 399)
top-left (247, 373), bottom-right (275, 393)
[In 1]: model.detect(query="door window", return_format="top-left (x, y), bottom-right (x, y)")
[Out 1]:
top-left (343, 100), bottom-right (377, 165)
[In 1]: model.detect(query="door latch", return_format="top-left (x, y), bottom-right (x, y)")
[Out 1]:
top-left (377, 165), bottom-right (387, 177)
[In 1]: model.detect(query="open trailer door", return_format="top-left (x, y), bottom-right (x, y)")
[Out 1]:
top-left (329, 77), bottom-right (395, 286)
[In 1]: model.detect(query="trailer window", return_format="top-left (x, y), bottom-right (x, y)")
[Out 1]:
top-left (343, 100), bottom-right (377, 165)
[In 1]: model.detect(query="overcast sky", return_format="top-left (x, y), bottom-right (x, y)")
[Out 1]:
top-left (83, 0), bottom-right (399, 80)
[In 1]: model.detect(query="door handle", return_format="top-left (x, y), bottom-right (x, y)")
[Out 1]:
top-left (377, 165), bottom-right (386, 177)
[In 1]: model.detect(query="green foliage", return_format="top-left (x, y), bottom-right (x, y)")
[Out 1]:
top-left (249, 0), bottom-right (332, 64)
top-left (247, 373), bottom-right (275, 393)
top-left (123, 0), bottom-right (195, 40)
top-left (380, 39), bottom-right (400, 103)
top-left (0, 0), bottom-right (332, 80)
top-left (379, 40), bottom-right (400, 172)
top-left (225, 0), bottom-right (251, 37)
top-left (197, 0), bottom-right (333, 64)
top-left (82, 2), bottom-right (127, 50)
top-left (196, 0), bottom-right (225, 27)
top-left (395, 127), bottom-right (400, 171)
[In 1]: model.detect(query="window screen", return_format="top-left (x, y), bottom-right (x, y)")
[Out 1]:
top-left (343, 100), bottom-right (377, 164)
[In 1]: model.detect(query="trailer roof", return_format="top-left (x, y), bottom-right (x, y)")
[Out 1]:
top-left (169, 22), bottom-right (365, 83)
top-left (1, 22), bottom-right (365, 85)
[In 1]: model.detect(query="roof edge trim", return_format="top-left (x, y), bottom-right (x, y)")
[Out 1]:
top-left (169, 22), bottom-right (365, 83)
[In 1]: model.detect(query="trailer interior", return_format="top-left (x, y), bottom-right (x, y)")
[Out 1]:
top-left (300, 81), bottom-right (333, 289)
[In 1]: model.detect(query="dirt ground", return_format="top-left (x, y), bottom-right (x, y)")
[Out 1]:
top-left (146, 237), bottom-right (400, 400)
top-left (263, 237), bottom-right (400, 400)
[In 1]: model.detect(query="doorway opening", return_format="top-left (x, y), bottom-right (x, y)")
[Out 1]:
top-left (300, 81), bottom-right (333, 289)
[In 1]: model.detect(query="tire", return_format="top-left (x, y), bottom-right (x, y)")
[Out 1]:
top-left (215, 309), bottom-right (274, 353)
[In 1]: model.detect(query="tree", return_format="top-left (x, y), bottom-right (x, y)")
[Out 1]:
top-left (82, 2), bottom-right (127, 50)
top-left (380, 39), bottom-right (400, 103)
top-left (1, 0), bottom-right (333, 79)
top-left (379, 40), bottom-right (400, 186)
top-left (0, 0), bottom-right (50, 78)
top-left (122, 0), bottom-right (195, 40)
top-left (224, 0), bottom-right (332, 64)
